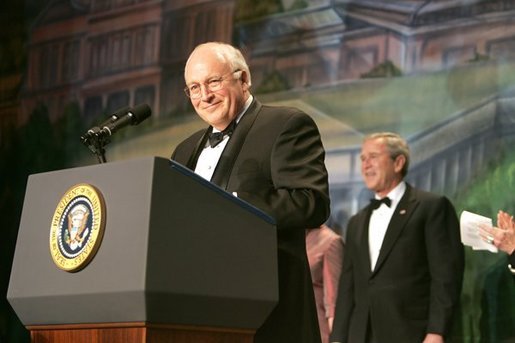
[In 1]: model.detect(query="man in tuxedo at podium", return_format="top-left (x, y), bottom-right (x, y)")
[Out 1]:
top-left (171, 42), bottom-right (330, 343)
top-left (330, 132), bottom-right (464, 343)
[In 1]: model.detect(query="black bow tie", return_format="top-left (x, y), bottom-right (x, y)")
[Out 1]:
top-left (370, 197), bottom-right (392, 209)
top-left (208, 121), bottom-right (236, 148)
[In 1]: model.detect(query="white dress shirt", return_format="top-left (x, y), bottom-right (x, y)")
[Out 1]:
top-left (195, 95), bottom-right (253, 181)
top-left (368, 181), bottom-right (406, 271)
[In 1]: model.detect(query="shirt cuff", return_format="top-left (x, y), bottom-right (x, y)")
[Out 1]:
top-left (509, 252), bottom-right (515, 274)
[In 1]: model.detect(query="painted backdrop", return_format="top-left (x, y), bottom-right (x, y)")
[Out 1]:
top-left (1, 0), bottom-right (514, 342)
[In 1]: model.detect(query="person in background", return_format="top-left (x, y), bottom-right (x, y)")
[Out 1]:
top-left (306, 224), bottom-right (344, 343)
top-left (171, 42), bottom-right (330, 343)
top-left (330, 132), bottom-right (464, 343)
top-left (479, 210), bottom-right (515, 274)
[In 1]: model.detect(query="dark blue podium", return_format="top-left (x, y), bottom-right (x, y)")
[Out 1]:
top-left (8, 157), bottom-right (278, 343)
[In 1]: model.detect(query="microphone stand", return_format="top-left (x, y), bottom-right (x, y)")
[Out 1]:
top-left (81, 133), bottom-right (110, 164)
top-left (80, 103), bottom-right (151, 164)
top-left (93, 139), bottom-right (107, 164)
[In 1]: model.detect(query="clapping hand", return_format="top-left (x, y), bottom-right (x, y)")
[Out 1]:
top-left (479, 210), bottom-right (515, 255)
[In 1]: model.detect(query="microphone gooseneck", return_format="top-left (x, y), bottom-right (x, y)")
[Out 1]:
top-left (80, 103), bottom-right (152, 164)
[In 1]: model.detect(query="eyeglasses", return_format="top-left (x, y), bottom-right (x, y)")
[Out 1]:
top-left (184, 70), bottom-right (241, 99)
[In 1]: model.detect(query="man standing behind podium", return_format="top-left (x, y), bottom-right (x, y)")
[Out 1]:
top-left (171, 42), bottom-right (330, 343)
top-left (330, 132), bottom-right (464, 343)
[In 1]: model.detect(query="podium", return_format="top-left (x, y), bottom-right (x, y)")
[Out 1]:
top-left (7, 157), bottom-right (278, 343)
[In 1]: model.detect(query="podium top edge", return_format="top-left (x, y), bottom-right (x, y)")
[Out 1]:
top-left (25, 156), bottom-right (276, 226)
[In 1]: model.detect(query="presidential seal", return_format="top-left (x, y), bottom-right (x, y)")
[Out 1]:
top-left (50, 183), bottom-right (106, 272)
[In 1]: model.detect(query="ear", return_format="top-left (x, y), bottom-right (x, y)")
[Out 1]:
top-left (240, 70), bottom-right (250, 91)
top-left (393, 154), bottom-right (406, 174)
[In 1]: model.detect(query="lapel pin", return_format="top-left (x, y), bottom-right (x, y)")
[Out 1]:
top-left (400, 209), bottom-right (406, 215)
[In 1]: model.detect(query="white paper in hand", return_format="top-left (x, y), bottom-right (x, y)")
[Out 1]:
top-left (460, 210), bottom-right (498, 253)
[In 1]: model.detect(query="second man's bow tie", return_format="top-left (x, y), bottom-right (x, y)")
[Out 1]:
top-left (208, 121), bottom-right (236, 148)
top-left (370, 197), bottom-right (392, 209)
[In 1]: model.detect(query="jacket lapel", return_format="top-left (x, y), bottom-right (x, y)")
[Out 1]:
top-left (357, 207), bottom-right (374, 277)
top-left (371, 185), bottom-right (418, 276)
top-left (210, 99), bottom-right (261, 189)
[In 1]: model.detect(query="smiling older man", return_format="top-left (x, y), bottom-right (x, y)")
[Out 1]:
top-left (330, 132), bottom-right (464, 343)
top-left (171, 42), bottom-right (330, 343)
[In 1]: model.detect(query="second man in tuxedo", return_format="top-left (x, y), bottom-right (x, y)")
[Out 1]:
top-left (330, 132), bottom-right (464, 343)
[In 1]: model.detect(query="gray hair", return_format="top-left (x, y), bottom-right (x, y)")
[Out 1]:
top-left (185, 42), bottom-right (252, 87)
top-left (364, 132), bottom-right (410, 177)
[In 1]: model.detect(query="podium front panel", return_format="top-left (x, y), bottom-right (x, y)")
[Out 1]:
top-left (8, 157), bottom-right (278, 329)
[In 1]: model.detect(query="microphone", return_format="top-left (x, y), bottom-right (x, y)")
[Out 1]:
top-left (81, 106), bottom-right (130, 142)
top-left (96, 103), bottom-right (151, 138)
top-left (81, 103), bottom-right (151, 143)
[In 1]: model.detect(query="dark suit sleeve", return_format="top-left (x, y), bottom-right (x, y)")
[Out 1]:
top-left (424, 196), bottom-right (464, 335)
top-left (170, 129), bottom-right (206, 168)
top-left (237, 111), bottom-right (330, 229)
top-left (509, 253), bottom-right (515, 274)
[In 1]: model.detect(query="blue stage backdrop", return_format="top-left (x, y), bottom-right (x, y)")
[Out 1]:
top-left (1, 0), bottom-right (514, 342)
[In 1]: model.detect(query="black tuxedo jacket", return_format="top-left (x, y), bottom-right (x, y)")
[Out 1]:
top-left (172, 99), bottom-right (330, 343)
top-left (330, 185), bottom-right (464, 343)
